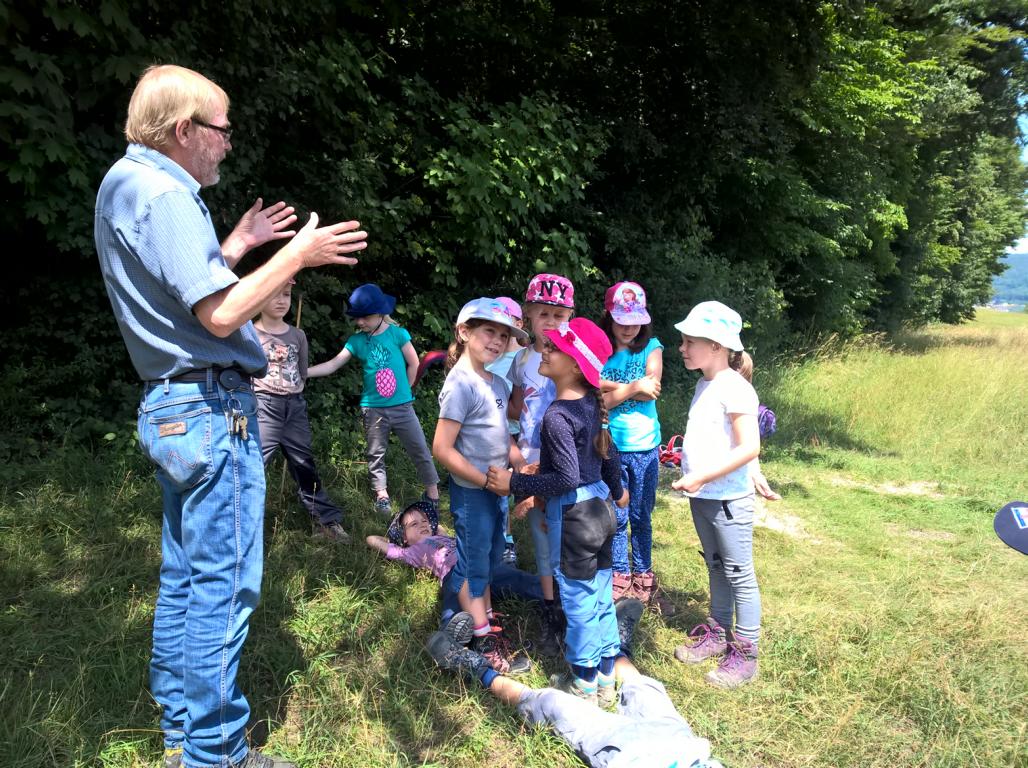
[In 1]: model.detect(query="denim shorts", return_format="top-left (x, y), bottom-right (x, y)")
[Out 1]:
top-left (448, 479), bottom-right (506, 598)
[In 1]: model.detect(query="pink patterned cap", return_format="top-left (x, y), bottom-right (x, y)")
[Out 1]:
top-left (604, 281), bottom-right (650, 325)
top-left (495, 296), bottom-right (523, 320)
top-left (525, 273), bottom-right (575, 308)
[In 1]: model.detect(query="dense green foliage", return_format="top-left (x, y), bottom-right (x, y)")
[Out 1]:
top-left (1, 0), bottom-right (1026, 453)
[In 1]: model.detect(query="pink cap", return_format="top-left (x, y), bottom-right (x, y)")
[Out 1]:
top-left (543, 318), bottom-right (612, 388)
top-left (525, 273), bottom-right (575, 308)
top-left (604, 281), bottom-right (650, 325)
top-left (495, 296), bottom-right (523, 320)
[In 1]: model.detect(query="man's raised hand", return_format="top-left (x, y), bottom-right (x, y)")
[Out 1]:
top-left (290, 212), bottom-right (368, 269)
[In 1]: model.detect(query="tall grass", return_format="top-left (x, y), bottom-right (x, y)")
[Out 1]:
top-left (1, 311), bottom-right (1026, 767)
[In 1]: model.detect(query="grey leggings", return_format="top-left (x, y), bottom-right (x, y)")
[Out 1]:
top-left (689, 495), bottom-right (761, 645)
top-left (362, 403), bottom-right (439, 492)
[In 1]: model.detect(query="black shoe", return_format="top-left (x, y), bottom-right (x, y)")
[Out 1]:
top-left (443, 611), bottom-right (475, 646)
top-left (312, 520), bottom-right (350, 543)
top-left (233, 750), bottom-right (296, 768)
top-left (615, 598), bottom-right (645, 657)
top-left (470, 631), bottom-right (533, 675)
top-left (427, 630), bottom-right (492, 682)
top-left (535, 605), bottom-right (564, 657)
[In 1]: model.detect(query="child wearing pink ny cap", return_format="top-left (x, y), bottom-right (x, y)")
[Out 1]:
top-left (488, 317), bottom-right (629, 707)
top-left (505, 273), bottom-right (576, 656)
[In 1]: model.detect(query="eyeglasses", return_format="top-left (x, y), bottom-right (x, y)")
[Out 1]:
top-left (192, 118), bottom-right (232, 141)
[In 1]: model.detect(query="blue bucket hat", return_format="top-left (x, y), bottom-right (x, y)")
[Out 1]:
top-left (346, 283), bottom-right (397, 318)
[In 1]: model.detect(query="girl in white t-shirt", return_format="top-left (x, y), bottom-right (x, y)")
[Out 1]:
top-left (670, 301), bottom-right (762, 689)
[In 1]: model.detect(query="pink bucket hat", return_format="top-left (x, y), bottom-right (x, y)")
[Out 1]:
top-left (543, 318), bottom-right (613, 388)
top-left (525, 273), bottom-right (575, 308)
top-left (604, 281), bottom-right (651, 325)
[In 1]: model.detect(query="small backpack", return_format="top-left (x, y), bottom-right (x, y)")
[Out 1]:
top-left (758, 404), bottom-right (777, 439)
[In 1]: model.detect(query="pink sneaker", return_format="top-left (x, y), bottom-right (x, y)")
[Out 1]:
top-left (705, 638), bottom-right (758, 688)
top-left (612, 571), bottom-right (634, 601)
top-left (673, 617), bottom-right (728, 663)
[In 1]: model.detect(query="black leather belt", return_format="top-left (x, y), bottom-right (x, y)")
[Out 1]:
top-left (168, 367), bottom-right (252, 389)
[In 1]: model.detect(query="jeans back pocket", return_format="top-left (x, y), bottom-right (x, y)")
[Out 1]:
top-left (139, 405), bottom-right (214, 492)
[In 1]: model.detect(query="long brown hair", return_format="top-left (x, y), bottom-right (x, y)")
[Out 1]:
top-left (446, 318), bottom-right (488, 370)
top-left (599, 312), bottom-right (652, 354)
top-left (592, 387), bottom-right (612, 459)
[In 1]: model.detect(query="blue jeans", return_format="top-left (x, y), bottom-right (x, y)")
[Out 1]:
top-left (138, 376), bottom-right (265, 768)
top-left (448, 479), bottom-right (505, 598)
top-left (440, 563), bottom-right (544, 628)
top-left (689, 495), bottom-right (762, 645)
top-left (546, 481), bottom-right (620, 667)
top-left (612, 447), bottom-right (659, 574)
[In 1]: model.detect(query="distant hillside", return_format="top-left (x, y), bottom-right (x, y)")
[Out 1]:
top-left (992, 251), bottom-right (1028, 304)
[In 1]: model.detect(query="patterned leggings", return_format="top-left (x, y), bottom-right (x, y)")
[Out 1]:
top-left (611, 447), bottom-right (659, 574)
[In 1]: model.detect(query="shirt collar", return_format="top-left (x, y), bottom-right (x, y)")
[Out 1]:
top-left (126, 143), bottom-right (201, 194)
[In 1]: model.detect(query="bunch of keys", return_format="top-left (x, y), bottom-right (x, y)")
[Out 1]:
top-left (230, 408), bottom-right (249, 440)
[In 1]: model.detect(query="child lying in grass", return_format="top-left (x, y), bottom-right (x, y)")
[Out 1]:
top-left (427, 599), bottom-right (725, 768)
top-left (366, 500), bottom-right (544, 632)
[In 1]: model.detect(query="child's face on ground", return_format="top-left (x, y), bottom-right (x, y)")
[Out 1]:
top-left (261, 286), bottom-right (292, 321)
top-left (461, 321), bottom-right (511, 365)
top-left (354, 313), bottom-right (384, 333)
top-left (401, 510), bottom-right (432, 546)
top-left (612, 322), bottom-right (641, 349)
top-left (679, 334), bottom-right (719, 371)
top-left (524, 303), bottom-right (573, 343)
top-left (539, 338), bottom-right (579, 382)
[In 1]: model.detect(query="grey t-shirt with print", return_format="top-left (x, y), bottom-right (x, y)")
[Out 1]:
top-left (438, 366), bottom-right (510, 488)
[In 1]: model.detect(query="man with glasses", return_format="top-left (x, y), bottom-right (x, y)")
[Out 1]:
top-left (95, 64), bottom-right (368, 768)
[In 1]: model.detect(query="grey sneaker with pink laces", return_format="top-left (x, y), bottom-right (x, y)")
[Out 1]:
top-left (705, 638), bottom-right (758, 688)
top-left (673, 617), bottom-right (728, 663)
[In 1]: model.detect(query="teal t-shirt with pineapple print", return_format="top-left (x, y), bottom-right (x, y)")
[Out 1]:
top-left (344, 324), bottom-right (414, 408)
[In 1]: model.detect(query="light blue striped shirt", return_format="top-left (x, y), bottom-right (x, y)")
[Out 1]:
top-left (94, 144), bottom-right (266, 380)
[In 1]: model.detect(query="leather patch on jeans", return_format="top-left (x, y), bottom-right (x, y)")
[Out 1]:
top-left (158, 421), bottom-right (187, 438)
top-left (560, 496), bottom-right (616, 580)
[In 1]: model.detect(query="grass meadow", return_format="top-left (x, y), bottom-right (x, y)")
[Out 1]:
top-left (2, 310), bottom-right (1026, 767)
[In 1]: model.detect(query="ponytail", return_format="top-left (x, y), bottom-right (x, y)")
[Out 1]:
top-left (446, 319), bottom-right (487, 370)
top-left (737, 351), bottom-right (753, 382)
top-left (593, 387), bottom-right (612, 459)
top-left (728, 350), bottom-right (744, 372)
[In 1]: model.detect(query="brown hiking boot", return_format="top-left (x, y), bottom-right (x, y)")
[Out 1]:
top-left (631, 571), bottom-right (676, 616)
top-left (612, 571), bottom-right (634, 602)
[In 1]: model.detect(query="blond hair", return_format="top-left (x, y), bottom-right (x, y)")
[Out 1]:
top-left (124, 65), bottom-right (229, 150)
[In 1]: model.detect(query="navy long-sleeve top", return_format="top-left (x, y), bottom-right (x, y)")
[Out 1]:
top-left (510, 395), bottom-right (624, 500)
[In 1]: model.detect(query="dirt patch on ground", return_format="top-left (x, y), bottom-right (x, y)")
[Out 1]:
top-left (754, 497), bottom-right (821, 542)
top-left (829, 476), bottom-right (945, 499)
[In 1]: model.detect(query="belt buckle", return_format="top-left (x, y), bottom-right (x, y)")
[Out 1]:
top-left (218, 368), bottom-right (243, 390)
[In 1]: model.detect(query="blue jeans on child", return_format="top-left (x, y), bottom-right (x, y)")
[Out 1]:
top-left (546, 481), bottom-right (620, 667)
top-left (611, 447), bottom-right (659, 574)
top-left (138, 375), bottom-right (265, 768)
top-left (448, 479), bottom-right (506, 598)
top-left (440, 563), bottom-right (544, 628)
top-left (516, 674), bottom-right (722, 768)
top-left (689, 494), bottom-right (761, 645)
